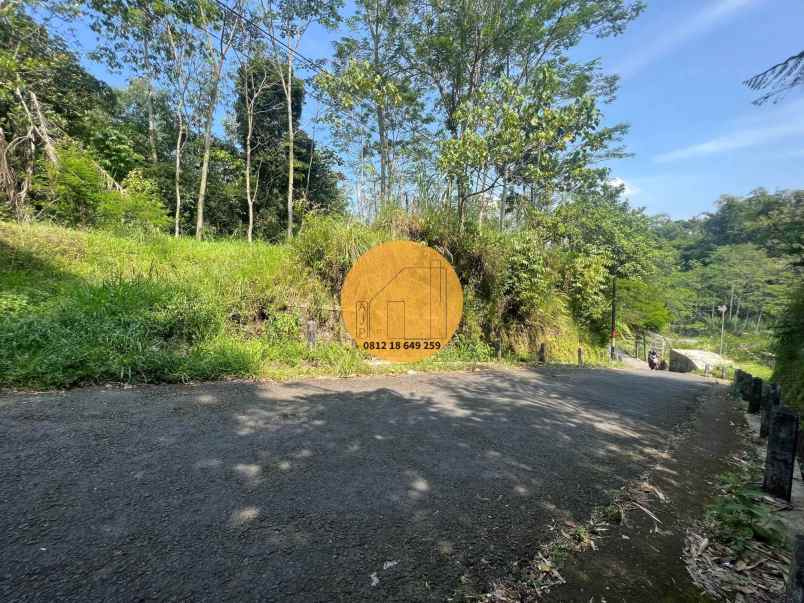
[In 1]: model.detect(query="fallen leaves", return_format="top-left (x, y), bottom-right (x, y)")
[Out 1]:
top-left (684, 523), bottom-right (789, 602)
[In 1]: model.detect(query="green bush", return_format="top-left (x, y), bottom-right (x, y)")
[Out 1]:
top-left (0, 277), bottom-right (228, 387)
top-left (706, 470), bottom-right (786, 553)
top-left (291, 213), bottom-right (386, 293)
top-left (96, 170), bottom-right (170, 233)
top-left (0, 223), bottom-right (292, 388)
top-left (35, 145), bottom-right (109, 226)
top-left (438, 333), bottom-right (495, 361)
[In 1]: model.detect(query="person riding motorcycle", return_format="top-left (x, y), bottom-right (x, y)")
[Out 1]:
top-left (648, 348), bottom-right (659, 370)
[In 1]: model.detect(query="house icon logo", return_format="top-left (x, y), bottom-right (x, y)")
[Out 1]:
top-left (341, 241), bottom-right (463, 362)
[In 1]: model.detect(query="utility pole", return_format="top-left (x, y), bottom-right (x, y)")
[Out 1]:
top-left (610, 276), bottom-right (617, 360)
top-left (718, 304), bottom-right (727, 357)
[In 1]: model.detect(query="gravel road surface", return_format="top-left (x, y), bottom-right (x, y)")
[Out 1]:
top-left (0, 367), bottom-right (713, 601)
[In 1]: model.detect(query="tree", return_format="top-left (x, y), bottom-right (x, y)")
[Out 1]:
top-left (194, 0), bottom-right (243, 239)
top-left (0, 6), bottom-right (117, 219)
top-left (86, 0), bottom-right (164, 163)
top-left (319, 0), bottom-right (428, 208)
top-left (160, 6), bottom-right (202, 237)
top-left (402, 0), bottom-right (643, 221)
top-left (234, 43), bottom-right (274, 242)
top-left (438, 70), bottom-right (624, 228)
top-left (235, 58), bottom-right (343, 238)
top-left (550, 190), bottom-right (658, 354)
top-left (261, 0), bottom-right (342, 239)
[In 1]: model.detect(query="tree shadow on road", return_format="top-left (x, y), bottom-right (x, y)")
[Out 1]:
top-left (0, 367), bottom-right (714, 601)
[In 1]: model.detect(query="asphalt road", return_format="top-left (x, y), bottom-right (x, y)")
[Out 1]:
top-left (0, 367), bottom-right (713, 602)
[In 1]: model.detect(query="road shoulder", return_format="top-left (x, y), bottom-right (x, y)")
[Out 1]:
top-left (548, 384), bottom-right (743, 601)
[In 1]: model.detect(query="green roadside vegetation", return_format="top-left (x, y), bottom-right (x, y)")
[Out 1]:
top-left (651, 189), bottom-right (802, 400)
top-left (668, 331), bottom-right (774, 381)
top-left (1, 218), bottom-right (617, 390)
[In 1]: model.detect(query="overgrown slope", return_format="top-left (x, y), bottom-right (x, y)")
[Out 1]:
top-left (1, 219), bottom-right (613, 390)
top-left (0, 222), bottom-right (360, 388)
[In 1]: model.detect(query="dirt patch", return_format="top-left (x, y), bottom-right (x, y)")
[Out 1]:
top-left (537, 384), bottom-right (745, 601)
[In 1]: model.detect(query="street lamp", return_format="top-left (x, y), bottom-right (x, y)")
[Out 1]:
top-left (718, 304), bottom-right (727, 357)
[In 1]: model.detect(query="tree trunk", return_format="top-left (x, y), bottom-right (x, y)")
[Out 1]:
top-left (610, 276), bottom-right (617, 360)
top-left (196, 115), bottom-right (214, 239)
top-left (174, 117), bottom-right (183, 237)
top-left (499, 169), bottom-right (508, 231)
top-left (377, 104), bottom-right (389, 204)
top-left (286, 51), bottom-right (294, 240)
top-left (245, 117), bottom-right (254, 244)
top-left (728, 283), bottom-right (735, 321)
top-left (195, 59), bottom-right (223, 240)
top-left (27, 91), bottom-right (57, 166)
top-left (143, 31), bottom-right (158, 164)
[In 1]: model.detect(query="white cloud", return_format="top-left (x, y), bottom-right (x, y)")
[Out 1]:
top-left (613, 0), bottom-right (758, 79)
top-left (609, 177), bottom-right (641, 197)
top-left (654, 98), bottom-right (804, 162)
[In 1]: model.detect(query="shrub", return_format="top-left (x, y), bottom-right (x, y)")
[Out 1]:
top-left (291, 213), bottom-right (386, 292)
top-left (706, 470), bottom-right (786, 553)
top-left (34, 145), bottom-right (109, 226)
top-left (96, 170), bottom-right (170, 233)
top-left (0, 277), bottom-right (222, 387)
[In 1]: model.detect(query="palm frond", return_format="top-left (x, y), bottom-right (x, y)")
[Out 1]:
top-left (743, 50), bottom-right (804, 105)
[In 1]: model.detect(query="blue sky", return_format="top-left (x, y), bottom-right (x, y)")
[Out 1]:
top-left (574, 0), bottom-right (804, 217)
top-left (66, 0), bottom-right (804, 219)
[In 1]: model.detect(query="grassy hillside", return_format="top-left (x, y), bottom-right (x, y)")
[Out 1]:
top-left (1, 221), bottom-right (613, 390)
top-left (0, 222), bottom-right (367, 388)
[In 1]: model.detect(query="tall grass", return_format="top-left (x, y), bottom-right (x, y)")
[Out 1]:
top-left (0, 222), bottom-right (359, 388)
top-left (1, 216), bottom-right (611, 390)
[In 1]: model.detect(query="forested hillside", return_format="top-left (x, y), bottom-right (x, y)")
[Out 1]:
top-left (1, 1), bottom-right (801, 401)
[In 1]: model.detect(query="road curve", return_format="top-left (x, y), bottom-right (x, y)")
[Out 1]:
top-left (0, 367), bottom-right (714, 601)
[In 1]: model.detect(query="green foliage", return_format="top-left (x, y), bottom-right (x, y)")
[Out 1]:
top-left (82, 107), bottom-right (147, 180)
top-left (618, 279), bottom-right (672, 332)
top-left (97, 170), bottom-right (170, 232)
top-left (291, 213), bottom-right (387, 292)
top-left (564, 250), bottom-right (610, 326)
top-left (773, 282), bottom-right (804, 411)
top-left (0, 276), bottom-right (222, 387)
top-left (437, 333), bottom-right (496, 362)
top-left (0, 222), bottom-right (296, 388)
top-left (439, 73), bottom-right (615, 197)
top-left (655, 190), bottom-right (803, 337)
top-left (34, 145), bottom-right (110, 226)
top-left (502, 230), bottom-right (554, 323)
top-left (706, 470), bottom-right (786, 554)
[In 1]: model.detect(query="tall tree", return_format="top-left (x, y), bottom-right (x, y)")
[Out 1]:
top-left (321, 0), bottom-right (427, 206)
top-left (160, 6), bottom-right (202, 237)
top-left (235, 60), bottom-right (342, 237)
top-left (194, 0), bottom-right (242, 239)
top-left (261, 0), bottom-right (342, 239)
top-left (402, 0), bottom-right (643, 223)
top-left (86, 0), bottom-right (163, 163)
top-left (234, 41), bottom-right (274, 242)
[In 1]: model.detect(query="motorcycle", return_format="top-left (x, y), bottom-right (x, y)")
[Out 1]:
top-left (648, 350), bottom-right (659, 370)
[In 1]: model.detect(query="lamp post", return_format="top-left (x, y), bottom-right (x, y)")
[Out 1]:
top-left (718, 304), bottom-right (727, 357)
